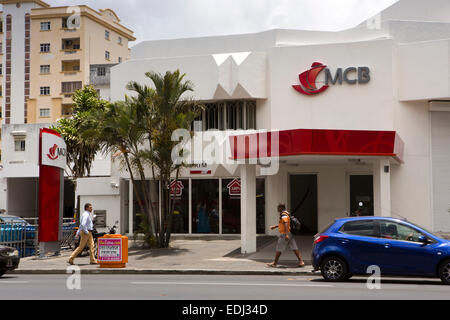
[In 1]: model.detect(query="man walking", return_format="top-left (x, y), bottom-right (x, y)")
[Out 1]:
top-left (68, 203), bottom-right (97, 265)
top-left (267, 204), bottom-right (305, 268)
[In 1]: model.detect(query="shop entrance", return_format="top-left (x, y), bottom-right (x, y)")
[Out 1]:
top-left (289, 175), bottom-right (318, 234)
top-left (349, 175), bottom-right (374, 216)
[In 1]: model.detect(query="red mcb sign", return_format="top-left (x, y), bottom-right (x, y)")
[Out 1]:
top-left (293, 62), bottom-right (370, 95)
top-left (38, 128), bottom-right (66, 244)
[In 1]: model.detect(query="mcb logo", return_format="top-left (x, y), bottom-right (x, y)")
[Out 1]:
top-left (47, 144), bottom-right (66, 161)
top-left (293, 62), bottom-right (370, 96)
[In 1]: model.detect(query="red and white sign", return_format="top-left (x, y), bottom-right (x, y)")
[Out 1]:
top-left (98, 238), bottom-right (122, 262)
top-left (227, 178), bottom-right (241, 197)
top-left (41, 130), bottom-right (67, 170)
top-left (169, 180), bottom-right (184, 197)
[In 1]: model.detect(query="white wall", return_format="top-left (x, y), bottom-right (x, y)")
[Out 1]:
top-left (430, 106), bottom-right (450, 232)
top-left (76, 177), bottom-right (122, 232)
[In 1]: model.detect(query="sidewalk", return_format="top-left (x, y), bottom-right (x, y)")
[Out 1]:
top-left (12, 236), bottom-right (316, 276)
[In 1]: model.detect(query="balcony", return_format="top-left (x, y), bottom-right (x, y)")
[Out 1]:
top-left (61, 38), bottom-right (81, 54)
top-left (61, 104), bottom-right (73, 118)
top-left (61, 60), bottom-right (81, 75)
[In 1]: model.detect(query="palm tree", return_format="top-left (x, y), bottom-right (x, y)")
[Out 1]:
top-left (51, 86), bottom-right (107, 215)
top-left (126, 70), bottom-right (202, 247)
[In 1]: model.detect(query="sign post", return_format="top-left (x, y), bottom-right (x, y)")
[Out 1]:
top-left (38, 128), bottom-right (67, 258)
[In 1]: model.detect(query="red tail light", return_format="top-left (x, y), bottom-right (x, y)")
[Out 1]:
top-left (314, 235), bottom-right (329, 244)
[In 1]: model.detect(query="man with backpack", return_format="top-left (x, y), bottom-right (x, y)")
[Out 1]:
top-left (267, 204), bottom-right (305, 268)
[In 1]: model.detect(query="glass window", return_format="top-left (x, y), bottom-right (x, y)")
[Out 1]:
top-left (39, 108), bottom-right (50, 117)
top-left (40, 21), bottom-right (51, 31)
top-left (222, 178), bottom-right (265, 234)
top-left (133, 180), bottom-right (159, 233)
top-left (97, 67), bottom-right (106, 77)
top-left (169, 179), bottom-right (189, 233)
top-left (14, 140), bottom-right (25, 152)
top-left (118, 37), bottom-right (122, 45)
top-left (192, 100), bottom-right (257, 131)
top-left (378, 220), bottom-right (425, 242)
top-left (105, 51), bottom-right (110, 60)
top-left (40, 86), bottom-right (50, 95)
top-left (340, 220), bottom-right (377, 237)
top-left (105, 30), bottom-right (110, 40)
top-left (40, 65), bottom-right (50, 74)
top-left (40, 43), bottom-right (50, 52)
top-left (192, 179), bottom-right (219, 234)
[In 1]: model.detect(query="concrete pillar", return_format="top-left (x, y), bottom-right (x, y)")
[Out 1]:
top-left (240, 164), bottom-right (257, 254)
top-left (373, 159), bottom-right (391, 216)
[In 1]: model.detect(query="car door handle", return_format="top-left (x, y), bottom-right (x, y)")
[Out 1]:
top-left (339, 239), bottom-right (350, 244)
top-left (384, 243), bottom-right (391, 249)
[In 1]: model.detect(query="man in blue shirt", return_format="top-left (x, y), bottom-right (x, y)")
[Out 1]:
top-left (68, 203), bottom-right (97, 265)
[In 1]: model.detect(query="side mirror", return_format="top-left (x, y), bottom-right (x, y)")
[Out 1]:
top-left (418, 235), bottom-right (428, 244)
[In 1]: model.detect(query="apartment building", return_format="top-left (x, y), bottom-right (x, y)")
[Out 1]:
top-left (0, 0), bottom-right (134, 216)
top-left (0, 0), bottom-right (135, 125)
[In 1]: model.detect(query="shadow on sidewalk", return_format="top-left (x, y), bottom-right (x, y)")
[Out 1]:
top-left (128, 247), bottom-right (190, 260)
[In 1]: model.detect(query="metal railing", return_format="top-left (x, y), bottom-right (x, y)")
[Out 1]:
top-left (0, 217), bottom-right (77, 257)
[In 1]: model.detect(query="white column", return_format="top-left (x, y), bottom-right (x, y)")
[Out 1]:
top-left (240, 164), bottom-right (257, 254)
top-left (373, 159), bottom-right (391, 217)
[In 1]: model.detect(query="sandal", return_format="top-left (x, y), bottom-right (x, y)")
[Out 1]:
top-left (266, 263), bottom-right (278, 268)
top-left (297, 262), bottom-right (305, 268)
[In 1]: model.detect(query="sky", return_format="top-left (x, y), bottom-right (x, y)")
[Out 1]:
top-left (35, 0), bottom-right (398, 45)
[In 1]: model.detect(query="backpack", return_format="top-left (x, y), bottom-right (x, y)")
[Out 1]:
top-left (282, 211), bottom-right (302, 235)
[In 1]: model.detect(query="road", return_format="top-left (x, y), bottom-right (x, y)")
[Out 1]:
top-left (0, 274), bottom-right (448, 300)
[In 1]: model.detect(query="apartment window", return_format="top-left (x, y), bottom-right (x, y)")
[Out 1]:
top-left (15, 140), bottom-right (26, 152)
top-left (40, 86), bottom-right (50, 95)
top-left (118, 57), bottom-right (122, 63)
top-left (40, 21), bottom-right (51, 31)
top-left (105, 51), bottom-right (110, 60)
top-left (40, 43), bottom-right (50, 53)
top-left (40, 65), bottom-right (50, 74)
top-left (62, 81), bottom-right (82, 93)
top-left (39, 108), bottom-right (50, 117)
top-left (118, 37), bottom-right (122, 45)
top-left (0, 64), bottom-right (2, 75)
top-left (105, 30), bottom-right (110, 40)
top-left (97, 67), bottom-right (106, 77)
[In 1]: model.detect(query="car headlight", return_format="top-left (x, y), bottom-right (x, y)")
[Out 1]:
top-left (8, 250), bottom-right (19, 257)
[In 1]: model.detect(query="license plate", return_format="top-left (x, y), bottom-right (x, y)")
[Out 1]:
top-left (6, 258), bottom-right (13, 268)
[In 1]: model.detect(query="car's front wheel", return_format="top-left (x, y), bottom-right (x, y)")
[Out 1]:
top-left (438, 259), bottom-right (450, 285)
top-left (320, 256), bottom-right (349, 282)
top-left (0, 270), bottom-right (6, 278)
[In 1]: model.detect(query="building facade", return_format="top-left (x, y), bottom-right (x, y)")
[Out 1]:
top-left (3, 0), bottom-right (450, 255)
top-left (74, 0), bottom-right (450, 253)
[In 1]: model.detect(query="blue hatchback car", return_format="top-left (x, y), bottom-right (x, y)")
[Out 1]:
top-left (312, 217), bottom-right (450, 284)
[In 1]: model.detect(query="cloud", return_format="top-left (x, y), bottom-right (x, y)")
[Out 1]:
top-left (26, 0), bottom-right (397, 44)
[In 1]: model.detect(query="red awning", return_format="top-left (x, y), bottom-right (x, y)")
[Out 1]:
top-left (230, 128), bottom-right (404, 163)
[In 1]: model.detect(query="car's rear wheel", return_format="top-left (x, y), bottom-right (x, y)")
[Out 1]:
top-left (320, 256), bottom-right (349, 282)
top-left (0, 270), bottom-right (6, 277)
top-left (438, 259), bottom-right (450, 285)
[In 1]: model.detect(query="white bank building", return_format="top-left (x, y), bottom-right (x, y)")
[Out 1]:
top-left (3, 0), bottom-right (450, 253)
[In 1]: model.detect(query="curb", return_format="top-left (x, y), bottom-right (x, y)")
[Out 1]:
top-left (12, 268), bottom-right (317, 276)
